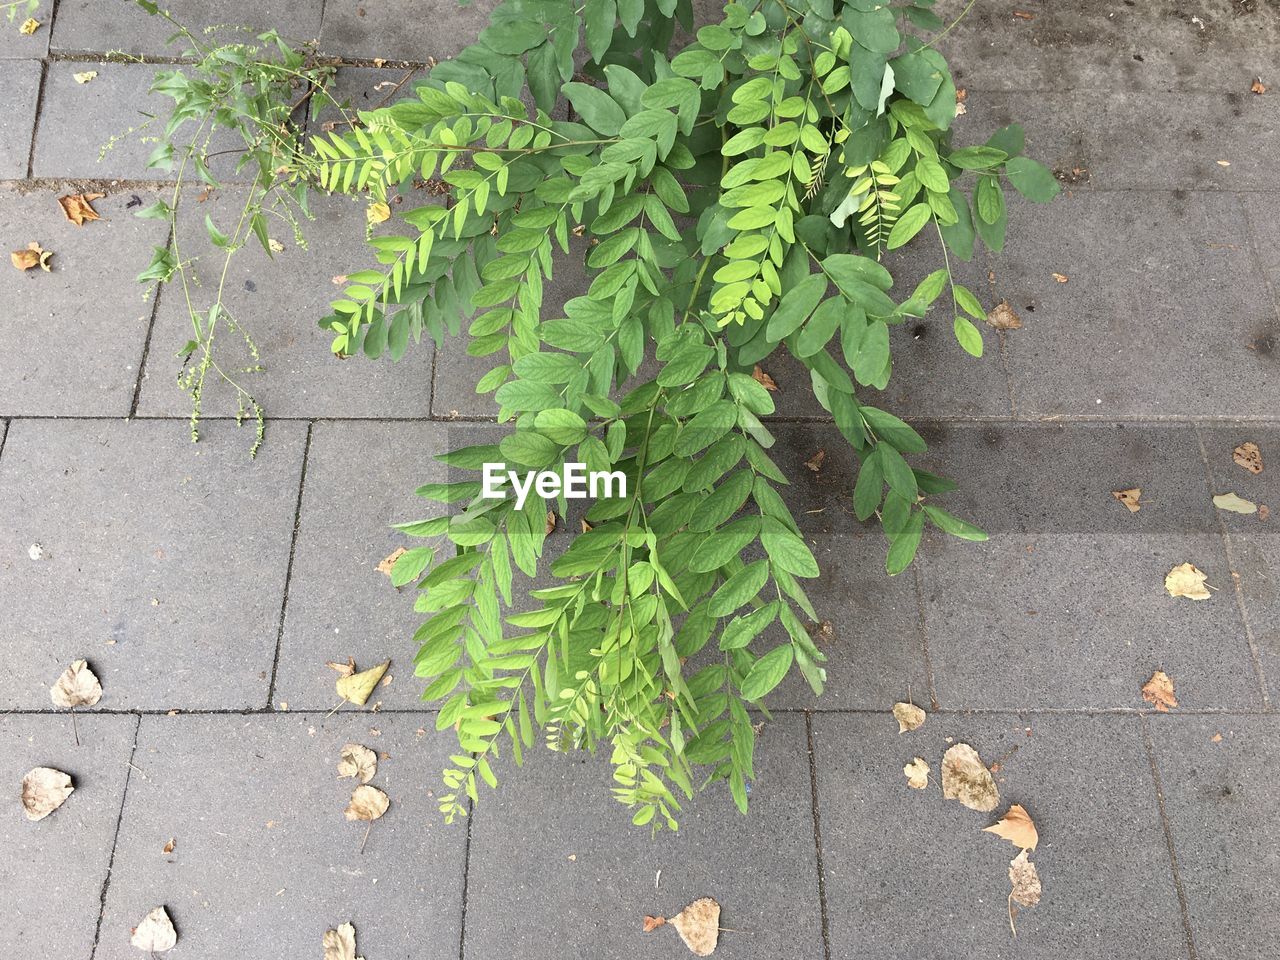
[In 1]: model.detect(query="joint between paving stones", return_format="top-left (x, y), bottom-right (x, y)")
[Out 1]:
top-left (88, 712), bottom-right (143, 960)
top-left (265, 421), bottom-right (315, 710)
top-left (804, 712), bottom-right (833, 960)
top-left (23, 61), bottom-right (49, 181)
top-left (1140, 714), bottom-right (1201, 960)
top-left (910, 561), bottom-right (940, 711)
top-left (456, 795), bottom-right (475, 960)
top-left (129, 220), bottom-right (174, 417)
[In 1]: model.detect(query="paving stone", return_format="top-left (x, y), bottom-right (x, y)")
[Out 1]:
top-left (962, 89), bottom-right (1280, 191)
top-left (0, 8), bottom-right (49, 58)
top-left (464, 713), bottom-right (823, 960)
top-left (1148, 713), bottom-right (1280, 960)
top-left (1200, 425), bottom-right (1280, 705)
top-left (935, 0), bottom-right (1280, 93)
top-left (812, 712), bottom-right (1188, 959)
top-left (992, 190), bottom-right (1279, 418)
top-left (309, 65), bottom-right (423, 133)
top-left (51, 0), bottom-right (323, 57)
top-left (0, 419), bottom-right (306, 710)
top-left (0, 188), bottom-right (167, 417)
top-left (4, 714), bottom-right (137, 960)
top-left (1243, 192), bottom-right (1280, 341)
top-left (320, 0), bottom-right (499, 62)
top-left (913, 422), bottom-right (1263, 710)
top-left (0, 59), bottom-right (38, 177)
top-left (94, 713), bottom-right (466, 960)
top-left (136, 190), bottom-right (433, 418)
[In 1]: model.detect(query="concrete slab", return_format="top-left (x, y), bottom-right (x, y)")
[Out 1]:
top-left (0, 418), bottom-right (306, 710)
top-left (0, 187), bottom-right (167, 416)
top-left (3, 714), bottom-right (138, 960)
top-left (463, 713), bottom-right (824, 959)
top-left (1148, 713), bottom-right (1280, 960)
top-left (94, 713), bottom-right (467, 960)
top-left (0, 7), bottom-right (50, 59)
top-left (1243, 192), bottom-right (1280, 349)
top-left (812, 712), bottom-right (1189, 959)
top-left (319, 0), bottom-right (498, 62)
top-left (136, 190), bottom-right (433, 418)
top-left (993, 190), bottom-right (1279, 418)
top-left (0, 59), bottom-right (38, 177)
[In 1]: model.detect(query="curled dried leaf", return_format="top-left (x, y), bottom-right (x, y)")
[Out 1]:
top-left (58, 192), bottom-right (104, 226)
top-left (326, 656), bottom-right (356, 678)
top-left (1234, 442), bottom-right (1264, 474)
top-left (322, 921), bottom-right (357, 960)
top-left (345, 784), bottom-right (389, 822)
top-left (1141, 670), bottom-right (1178, 712)
top-left (903, 757), bottom-right (931, 790)
top-left (643, 915), bottom-right (667, 932)
top-left (375, 547), bottom-right (406, 576)
top-left (50, 659), bottom-right (102, 708)
top-left (941, 743), bottom-right (1000, 812)
top-left (19, 17), bottom-right (40, 34)
top-left (804, 449), bottom-right (826, 472)
top-left (1111, 488), bottom-right (1142, 513)
top-left (546, 510), bottom-right (557, 534)
top-left (11, 241), bottom-right (52, 272)
top-left (22, 767), bottom-right (74, 821)
top-left (337, 743), bottom-right (378, 784)
top-left (986, 301), bottom-right (1023, 330)
top-left (892, 701), bottom-right (925, 734)
top-left (131, 906), bottom-right (178, 953)
top-left (751, 364), bottom-right (778, 391)
top-left (984, 803), bottom-right (1039, 850)
top-left (337, 660), bottom-right (390, 706)
top-left (1165, 563), bottom-right (1212, 600)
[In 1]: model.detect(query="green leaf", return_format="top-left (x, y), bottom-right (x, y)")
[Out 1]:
top-left (766, 274), bottom-right (827, 341)
top-left (761, 520), bottom-right (819, 578)
top-left (886, 511), bottom-right (924, 575)
top-left (953, 316), bottom-right (984, 357)
top-left (878, 443), bottom-right (918, 500)
top-left (562, 81), bottom-right (627, 136)
top-left (534, 408), bottom-right (588, 445)
top-left (949, 146), bottom-right (1008, 170)
top-left (709, 559), bottom-right (770, 616)
top-left (739, 643), bottom-right (794, 700)
top-left (923, 504), bottom-right (988, 541)
top-left (885, 202), bottom-right (932, 249)
top-left (1005, 156), bottom-right (1061, 203)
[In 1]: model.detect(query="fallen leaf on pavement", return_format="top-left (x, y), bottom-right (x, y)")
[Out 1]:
top-left (375, 547), bottom-right (406, 576)
top-left (58, 192), bottom-right (105, 226)
top-left (1252, 78), bottom-right (1267, 95)
top-left (367, 202), bottom-right (391, 224)
top-left (22, 767), bottom-right (74, 821)
top-left (643, 915), bottom-right (666, 932)
top-left (984, 803), bottom-right (1039, 850)
top-left (1213, 492), bottom-right (1257, 514)
top-left (904, 757), bottom-right (931, 789)
top-left (1260, 504), bottom-right (1271, 521)
top-left (751, 364), bottom-right (778, 391)
top-left (581, 519), bottom-right (593, 532)
top-left (941, 743), bottom-right (1000, 812)
top-left (19, 17), bottom-right (40, 34)
top-left (892, 701), bottom-right (926, 733)
top-left (546, 510), bottom-right (557, 534)
top-left (11, 241), bottom-right (53, 271)
top-left (1112, 488), bottom-right (1142, 513)
top-left (337, 660), bottom-right (390, 706)
top-left (345, 784), bottom-right (389, 822)
top-left (1165, 563), bottom-right (1212, 600)
top-left (1142, 670), bottom-right (1178, 711)
top-left (337, 743), bottom-right (377, 784)
top-left (50, 659), bottom-right (102, 708)
top-left (74, 70), bottom-right (98, 84)
top-left (643, 897), bottom-right (720, 956)
top-left (1007, 849), bottom-right (1041, 934)
top-left (1051, 273), bottom-right (1068, 283)
top-left (162, 838), bottom-right (176, 854)
top-left (804, 449), bottom-right (826, 472)
top-left (268, 238), bottom-right (285, 253)
top-left (131, 906), bottom-right (178, 953)
top-left (323, 921), bottom-right (358, 960)
top-left (327, 656), bottom-right (356, 678)
top-left (1233, 442), bottom-right (1264, 474)
top-left (986, 301), bottom-right (1022, 330)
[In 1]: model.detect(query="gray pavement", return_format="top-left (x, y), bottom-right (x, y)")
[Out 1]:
top-left (2, 1), bottom-right (1278, 958)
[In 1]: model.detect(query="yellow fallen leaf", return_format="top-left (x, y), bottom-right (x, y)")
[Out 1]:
top-left (986, 301), bottom-right (1023, 330)
top-left (941, 743), bottom-right (1000, 811)
top-left (21, 767), bottom-right (74, 821)
top-left (73, 70), bottom-right (98, 84)
top-left (1111, 488), bottom-right (1142, 513)
top-left (1213, 492), bottom-right (1257, 514)
top-left (19, 17), bottom-right (39, 34)
top-left (58, 192), bottom-right (104, 226)
top-left (336, 660), bottom-right (390, 706)
top-left (367, 202), bottom-right (391, 224)
top-left (130, 906), bottom-right (178, 953)
top-left (904, 757), bottom-right (930, 790)
top-left (1007, 849), bottom-right (1041, 934)
top-left (337, 743), bottom-right (377, 784)
top-left (11, 241), bottom-right (52, 272)
top-left (1142, 670), bottom-right (1178, 711)
top-left (892, 701), bottom-right (925, 733)
top-left (268, 238), bottom-right (285, 253)
top-left (1165, 563), bottom-right (1212, 600)
top-left (1233, 442), bottom-right (1264, 474)
top-left (984, 803), bottom-right (1039, 850)
top-left (323, 921), bottom-right (358, 960)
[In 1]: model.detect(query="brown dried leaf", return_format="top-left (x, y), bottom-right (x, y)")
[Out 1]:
top-left (337, 743), bottom-right (377, 784)
top-left (131, 906), bottom-right (178, 953)
top-left (581, 519), bottom-right (593, 533)
top-left (376, 547), bottom-right (406, 576)
top-left (1142, 670), bottom-right (1178, 712)
top-left (327, 656), bottom-right (356, 678)
top-left (892, 701), bottom-right (926, 734)
top-left (986, 301), bottom-right (1023, 330)
top-left (546, 510), bottom-right (557, 534)
top-left (1112, 488), bottom-right (1142, 513)
top-left (162, 838), bottom-right (176, 854)
top-left (941, 743), bottom-right (1000, 812)
top-left (751, 364), bottom-right (778, 391)
top-left (1233, 442), bottom-right (1264, 474)
top-left (1012, 9), bottom-right (1035, 19)
top-left (804, 449), bottom-right (826, 472)
top-left (58, 192), bottom-right (104, 226)
top-left (50, 659), bottom-right (102, 708)
top-left (1251, 78), bottom-right (1267, 95)
top-left (1051, 272), bottom-right (1069, 283)
top-left (11, 241), bottom-right (52, 272)
top-left (1260, 504), bottom-right (1271, 522)
top-left (669, 897), bottom-right (720, 956)
top-left (984, 803), bottom-right (1039, 850)
top-left (643, 915), bottom-right (667, 932)
top-left (323, 921), bottom-right (357, 960)
top-left (904, 757), bottom-right (931, 790)
top-left (1008, 849), bottom-right (1041, 935)
top-left (1165, 563), bottom-right (1211, 600)
top-left (21, 767), bottom-right (74, 821)
top-left (337, 660), bottom-right (390, 706)
top-left (345, 784), bottom-right (389, 822)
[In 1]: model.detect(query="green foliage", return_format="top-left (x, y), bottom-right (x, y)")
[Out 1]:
top-left (146, 0), bottom-right (1057, 827)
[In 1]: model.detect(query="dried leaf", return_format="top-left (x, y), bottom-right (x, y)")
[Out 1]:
top-left (1051, 272), bottom-right (1068, 283)
top-left (581, 519), bottom-right (593, 533)
top-left (941, 743), bottom-right (1000, 812)
top-left (1012, 9), bottom-right (1035, 18)
top-left (344, 784), bottom-right (389, 822)
top-left (1213, 492), bottom-right (1257, 514)
top-left (367, 202), bottom-right (391, 224)
top-left (162, 838), bottom-right (176, 854)
top-left (337, 660), bottom-right (390, 706)
top-left (50, 659), bottom-right (102, 708)
top-left (58, 192), bottom-right (105, 226)
top-left (74, 70), bottom-right (98, 84)
top-left (267, 238), bottom-right (285, 253)
top-left (11, 241), bottom-right (52, 272)
top-left (19, 17), bottom-right (40, 34)
top-left (892, 701), bottom-right (926, 734)
top-left (984, 803), bottom-right (1039, 850)
top-left (751, 364), bottom-right (778, 391)
top-left (667, 897), bottom-right (720, 956)
top-left (1233, 442), bottom-right (1264, 474)
top-left (643, 915), bottom-right (666, 932)
top-left (1165, 563), bottom-right (1211, 600)
top-left (326, 656), bottom-right (356, 678)
top-left (986, 301), bottom-right (1023, 330)
top-left (546, 510), bottom-right (557, 534)
top-left (337, 743), bottom-right (377, 784)
top-left (1251, 78), bottom-right (1267, 95)
top-left (131, 906), bottom-right (178, 953)
top-left (1142, 670), bottom-right (1178, 712)
top-left (904, 757), bottom-right (931, 790)
top-left (21, 767), bottom-right (74, 821)
top-left (375, 547), bottom-right (406, 576)
top-left (804, 449), bottom-right (826, 472)
top-left (323, 921), bottom-right (357, 960)
top-left (1008, 849), bottom-right (1041, 935)
top-left (1260, 504), bottom-right (1271, 522)
top-left (1112, 488), bottom-right (1142, 513)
